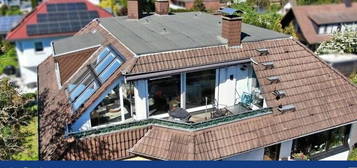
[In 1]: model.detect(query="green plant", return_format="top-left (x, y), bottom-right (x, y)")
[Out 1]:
top-left (316, 28), bottom-right (357, 55)
top-left (0, 79), bottom-right (34, 159)
top-left (348, 147), bottom-right (357, 160)
top-left (349, 72), bottom-right (357, 85)
top-left (193, 0), bottom-right (206, 12)
top-left (291, 152), bottom-right (309, 160)
top-left (0, 46), bottom-right (18, 74)
top-left (230, 2), bottom-right (296, 37)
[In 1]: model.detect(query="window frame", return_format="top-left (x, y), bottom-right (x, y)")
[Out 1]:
top-left (291, 125), bottom-right (351, 160)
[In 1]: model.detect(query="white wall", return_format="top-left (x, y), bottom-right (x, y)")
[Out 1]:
top-left (134, 79), bottom-right (149, 120)
top-left (279, 140), bottom-right (293, 160)
top-left (88, 0), bottom-right (100, 5)
top-left (319, 151), bottom-right (349, 161)
top-left (349, 122), bottom-right (357, 149)
top-left (217, 64), bottom-right (251, 107)
top-left (223, 148), bottom-right (264, 160)
top-left (15, 36), bottom-right (67, 87)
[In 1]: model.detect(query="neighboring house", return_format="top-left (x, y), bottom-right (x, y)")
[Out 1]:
top-left (278, 0), bottom-right (296, 15)
top-left (6, 0), bottom-right (112, 89)
top-left (319, 54), bottom-right (357, 77)
top-left (281, 0), bottom-right (357, 50)
top-left (0, 0), bottom-right (21, 6)
top-left (38, 2), bottom-right (357, 161)
top-left (0, 15), bottom-right (22, 39)
top-left (170, 0), bottom-right (221, 10)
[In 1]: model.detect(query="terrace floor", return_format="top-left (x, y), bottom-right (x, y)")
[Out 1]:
top-left (167, 103), bottom-right (252, 123)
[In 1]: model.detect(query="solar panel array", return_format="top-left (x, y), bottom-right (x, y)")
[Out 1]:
top-left (0, 15), bottom-right (22, 34)
top-left (47, 2), bottom-right (87, 12)
top-left (37, 11), bottom-right (99, 23)
top-left (26, 2), bottom-right (99, 36)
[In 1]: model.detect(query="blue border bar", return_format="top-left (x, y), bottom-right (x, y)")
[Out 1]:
top-left (0, 161), bottom-right (357, 168)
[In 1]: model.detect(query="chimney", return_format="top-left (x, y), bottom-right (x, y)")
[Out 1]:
top-left (155, 0), bottom-right (169, 15)
top-left (344, 0), bottom-right (352, 7)
top-left (222, 15), bottom-right (242, 47)
top-left (128, 0), bottom-right (142, 19)
top-left (221, 8), bottom-right (243, 47)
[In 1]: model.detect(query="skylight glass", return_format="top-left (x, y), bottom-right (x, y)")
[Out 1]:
top-left (67, 46), bottom-right (124, 111)
top-left (99, 59), bottom-right (122, 82)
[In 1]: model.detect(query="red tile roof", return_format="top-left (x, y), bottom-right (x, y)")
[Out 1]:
top-left (6, 0), bottom-right (112, 41)
top-left (127, 39), bottom-right (357, 160)
top-left (281, 3), bottom-right (357, 45)
top-left (39, 36), bottom-right (357, 160)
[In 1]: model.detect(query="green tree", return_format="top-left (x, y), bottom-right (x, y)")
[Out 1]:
top-left (316, 28), bottom-right (357, 55)
top-left (247, 0), bottom-right (270, 9)
top-left (0, 79), bottom-right (33, 159)
top-left (193, 0), bottom-right (206, 12)
top-left (0, 5), bottom-right (22, 16)
top-left (231, 2), bottom-right (296, 37)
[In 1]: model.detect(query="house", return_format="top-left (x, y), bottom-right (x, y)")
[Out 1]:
top-left (6, 0), bottom-right (112, 90)
top-left (319, 54), bottom-right (357, 77)
top-left (0, 15), bottom-right (22, 39)
top-left (281, 0), bottom-right (357, 50)
top-left (170, 0), bottom-right (221, 10)
top-left (0, 0), bottom-right (20, 6)
top-left (38, 2), bottom-right (357, 161)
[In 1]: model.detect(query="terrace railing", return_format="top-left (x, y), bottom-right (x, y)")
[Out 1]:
top-left (67, 107), bottom-right (273, 138)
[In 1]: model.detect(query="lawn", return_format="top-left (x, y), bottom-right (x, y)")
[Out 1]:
top-left (0, 47), bottom-right (18, 74)
top-left (12, 117), bottom-right (38, 160)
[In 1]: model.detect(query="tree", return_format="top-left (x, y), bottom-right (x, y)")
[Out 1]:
top-left (247, 0), bottom-right (270, 9)
top-left (231, 3), bottom-right (296, 37)
top-left (0, 79), bottom-right (33, 159)
top-left (316, 28), bottom-right (357, 55)
top-left (193, 0), bottom-right (206, 12)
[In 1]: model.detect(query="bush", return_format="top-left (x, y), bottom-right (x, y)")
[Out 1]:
top-left (193, 0), bottom-right (206, 12)
top-left (348, 147), bottom-right (357, 160)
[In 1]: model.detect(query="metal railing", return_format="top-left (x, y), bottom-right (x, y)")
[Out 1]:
top-left (67, 107), bottom-right (273, 138)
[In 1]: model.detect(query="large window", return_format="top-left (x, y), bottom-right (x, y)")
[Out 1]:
top-left (148, 75), bottom-right (181, 116)
top-left (90, 86), bottom-right (121, 127)
top-left (67, 46), bottom-right (124, 111)
top-left (291, 125), bottom-right (350, 159)
top-left (90, 82), bottom-right (135, 127)
top-left (186, 70), bottom-right (216, 109)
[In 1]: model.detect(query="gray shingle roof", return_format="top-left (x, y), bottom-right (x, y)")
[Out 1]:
top-left (53, 32), bottom-right (104, 56)
top-left (98, 12), bottom-right (290, 55)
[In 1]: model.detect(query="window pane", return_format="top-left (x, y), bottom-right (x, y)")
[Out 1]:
top-left (186, 70), bottom-right (215, 109)
top-left (91, 86), bottom-right (122, 127)
top-left (95, 53), bottom-right (115, 74)
top-left (69, 72), bottom-right (95, 101)
top-left (264, 144), bottom-right (281, 160)
top-left (328, 127), bottom-right (346, 149)
top-left (35, 42), bottom-right (43, 52)
top-left (92, 47), bottom-right (110, 66)
top-left (148, 75), bottom-right (181, 116)
top-left (99, 59), bottom-right (122, 82)
top-left (73, 81), bottom-right (99, 110)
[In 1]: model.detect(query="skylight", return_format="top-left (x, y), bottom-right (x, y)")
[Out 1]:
top-left (67, 46), bottom-right (124, 111)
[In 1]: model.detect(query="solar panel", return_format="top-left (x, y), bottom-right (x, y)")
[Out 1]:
top-left (27, 19), bottom-right (92, 35)
top-left (46, 2), bottom-right (87, 12)
top-left (37, 11), bottom-right (99, 23)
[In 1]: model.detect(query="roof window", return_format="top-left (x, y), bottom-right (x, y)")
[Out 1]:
top-left (67, 46), bottom-right (124, 111)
